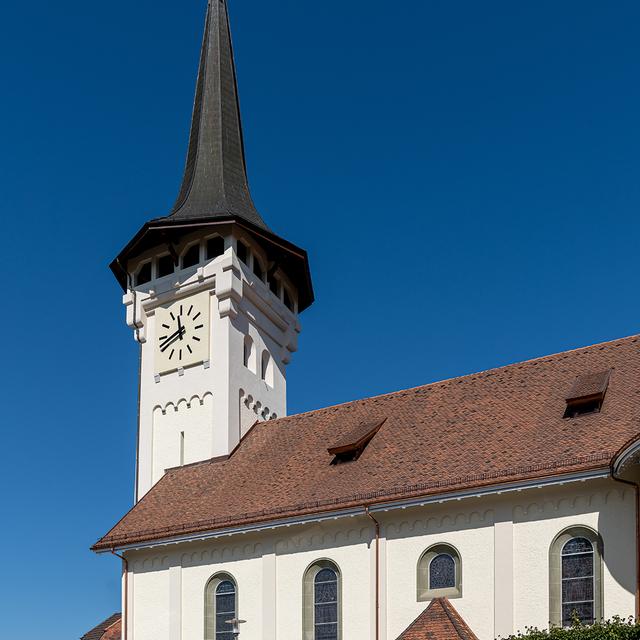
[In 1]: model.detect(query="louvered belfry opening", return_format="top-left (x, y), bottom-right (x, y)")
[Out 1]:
top-left (563, 370), bottom-right (611, 419)
top-left (328, 418), bottom-right (386, 464)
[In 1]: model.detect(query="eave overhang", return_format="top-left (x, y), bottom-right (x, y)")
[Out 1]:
top-left (612, 434), bottom-right (640, 477)
top-left (92, 466), bottom-right (610, 554)
top-left (109, 214), bottom-right (314, 312)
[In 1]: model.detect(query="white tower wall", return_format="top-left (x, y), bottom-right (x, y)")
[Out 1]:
top-left (124, 231), bottom-right (301, 500)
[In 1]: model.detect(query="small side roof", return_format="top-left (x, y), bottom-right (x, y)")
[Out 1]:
top-left (396, 598), bottom-right (479, 640)
top-left (81, 614), bottom-right (121, 640)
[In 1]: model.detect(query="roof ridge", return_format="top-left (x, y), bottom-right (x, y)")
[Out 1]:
top-left (440, 597), bottom-right (479, 640)
top-left (269, 334), bottom-right (639, 424)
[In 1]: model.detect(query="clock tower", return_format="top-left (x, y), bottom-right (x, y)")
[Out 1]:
top-left (110, 0), bottom-right (313, 500)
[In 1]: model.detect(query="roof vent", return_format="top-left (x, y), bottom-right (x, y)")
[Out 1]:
top-left (328, 418), bottom-right (386, 464)
top-left (564, 370), bottom-right (610, 419)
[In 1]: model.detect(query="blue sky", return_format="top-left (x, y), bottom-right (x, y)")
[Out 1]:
top-left (1, 1), bottom-right (639, 638)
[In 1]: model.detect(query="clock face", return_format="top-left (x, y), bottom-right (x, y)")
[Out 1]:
top-left (155, 293), bottom-right (210, 374)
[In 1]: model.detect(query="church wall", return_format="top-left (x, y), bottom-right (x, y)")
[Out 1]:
top-left (123, 478), bottom-right (636, 640)
top-left (180, 548), bottom-right (264, 640)
top-left (513, 482), bottom-right (636, 632)
top-left (385, 507), bottom-right (495, 640)
top-left (128, 244), bottom-right (299, 499)
top-left (130, 556), bottom-right (171, 640)
top-left (275, 528), bottom-right (373, 639)
top-left (151, 394), bottom-right (214, 485)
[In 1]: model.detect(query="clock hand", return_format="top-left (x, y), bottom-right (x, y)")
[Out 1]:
top-left (160, 327), bottom-right (186, 352)
top-left (177, 316), bottom-right (184, 341)
top-left (160, 330), bottom-right (186, 353)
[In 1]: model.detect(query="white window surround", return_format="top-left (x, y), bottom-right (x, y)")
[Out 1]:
top-left (204, 572), bottom-right (238, 640)
top-left (549, 526), bottom-right (603, 627)
top-left (302, 559), bottom-right (342, 640)
top-left (417, 543), bottom-right (462, 600)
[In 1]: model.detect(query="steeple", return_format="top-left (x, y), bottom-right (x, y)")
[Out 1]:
top-left (111, 0), bottom-right (314, 312)
top-left (169, 0), bottom-right (267, 229)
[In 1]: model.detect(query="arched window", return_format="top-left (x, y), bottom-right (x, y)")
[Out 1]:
top-left (253, 256), bottom-right (264, 281)
top-left (283, 286), bottom-right (295, 312)
top-left (236, 241), bottom-right (249, 264)
top-left (550, 527), bottom-right (603, 627)
top-left (204, 573), bottom-right (238, 640)
top-left (269, 275), bottom-right (279, 297)
top-left (261, 351), bottom-right (272, 385)
top-left (243, 336), bottom-right (256, 373)
top-left (207, 236), bottom-right (225, 261)
top-left (417, 544), bottom-right (462, 601)
top-left (303, 560), bottom-right (341, 640)
top-left (157, 254), bottom-right (175, 278)
top-left (135, 261), bottom-right (152, 286)
top-left (182, 243), bottom-right (201, 269)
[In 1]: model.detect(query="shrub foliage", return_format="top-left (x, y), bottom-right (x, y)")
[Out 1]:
top-left (503, 618), bottom-right (640, 640)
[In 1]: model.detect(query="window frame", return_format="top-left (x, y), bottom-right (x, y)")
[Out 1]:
top-left (204, 572), bottom-right (238, 640)
top-left (181, 241), bottom-right (202, 270)
top-left (549, 526), bottom-right (603, 627)
top-left (261, 350), bottom-right (273, 386)
top-left (417, 543), bottom-right (462, 601)
top-left (243, 335), bottom-right (256, 373)
top-left (303, 559), bottom-right (342, 640)
top-left (157, 253), bottom-right (175, 279)
top-left (206, 234), bottom-right (226, 261)
top-left (134, 260), bottom-right (153, 286)
top-left (236, 240), bottom-right (249, 265)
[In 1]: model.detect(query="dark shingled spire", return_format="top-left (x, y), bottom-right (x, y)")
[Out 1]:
top-left (169, 0), bottom-right (267, 229)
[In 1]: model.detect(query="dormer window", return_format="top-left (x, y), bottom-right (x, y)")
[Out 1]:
top-left (328, 418), bottom-right (386, 464)
top-left (135, 262), bottom-right (152, 286)
top-left (182, 243), bottom-right (200, 269)
top-left (157, 254), bottom-right (175, 278)
top-left (207, 236), bottom-right (225, 260)
top-left (564, 370), bottom-right (610, 419)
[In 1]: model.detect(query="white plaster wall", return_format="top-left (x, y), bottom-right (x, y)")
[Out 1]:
top-left (513, 483), bottom-right (636, 633)
top-left (123, 479), bottom-right (636, 640)
top-left (131, 556), bottom-right (171, 640)
top-left (275, 524), bottom-right (373, 640)
top-left (152, 394), bottom-right (214, 484)
top-left (386, 507), bottom-right (495, 640)
top-left (126, 233), bottom-right (301, 499)
top-left (181, 546), bottom-right (264, 640)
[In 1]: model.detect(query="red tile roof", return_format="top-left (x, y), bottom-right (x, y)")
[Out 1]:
top-left (93, 335), bottom-right (640, 551)
top-left (396, 598), bottom-right (479, 640)
top-left (81, 614), bottom-right (121, 640)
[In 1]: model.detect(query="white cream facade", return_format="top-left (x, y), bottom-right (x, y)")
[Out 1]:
top-left (118, 476), bottom-right (636, 640)
top-left (125, 229), bottom-right (300, 499)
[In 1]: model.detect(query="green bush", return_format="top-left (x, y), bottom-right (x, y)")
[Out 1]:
top-left (502, 617), bottom-right (640, 640)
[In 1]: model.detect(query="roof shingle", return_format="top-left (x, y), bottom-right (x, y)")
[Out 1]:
top-left (93, 335), bottom-right (640, 551)
top-left (81, 614), bottom-right (121, 640)
top-left (396, 598), bottom-right (479, 640)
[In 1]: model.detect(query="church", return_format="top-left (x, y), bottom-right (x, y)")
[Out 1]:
top-left (86, 1), bottom-right (640, 639)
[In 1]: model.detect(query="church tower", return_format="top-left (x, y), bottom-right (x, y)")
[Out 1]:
top-left (110, 0), bottom-right (313, 500)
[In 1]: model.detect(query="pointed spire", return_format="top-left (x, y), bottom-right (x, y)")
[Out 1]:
top-left (169, 0), bottom-right (267, 229)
